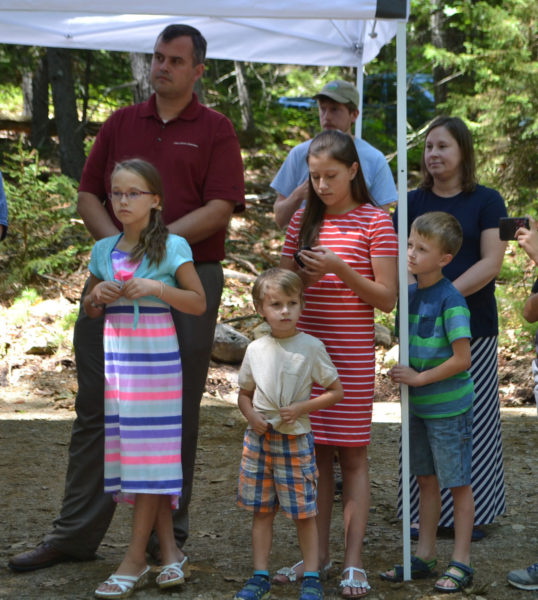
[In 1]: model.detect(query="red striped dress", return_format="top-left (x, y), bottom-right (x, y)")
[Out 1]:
top-left (282, 204), bottom-right (398, 446)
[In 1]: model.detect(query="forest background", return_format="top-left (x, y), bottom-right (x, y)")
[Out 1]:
top-left (0, 0), bottom-right (537, 359)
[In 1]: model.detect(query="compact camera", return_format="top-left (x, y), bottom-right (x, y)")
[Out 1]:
top-left (498, 217), bottom-right (530, 241)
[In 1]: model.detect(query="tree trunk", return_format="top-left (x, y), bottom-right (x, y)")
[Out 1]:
top-left (234, 60), bottom-right (256, 136)
top-left (31, 54), bottom-right (51, 150)
top-left (81, 50), bottom-right (92, 124)
top-left (129, 52), bottom-right (153, 103)
top-left (430, 0), bottom-right (449, 105)
top-left (430, 0), bottom-right (466, 106)
top-left (47, 47), bottom-right (86, 180)
top-left (21, 71), bottom-right (33, 118)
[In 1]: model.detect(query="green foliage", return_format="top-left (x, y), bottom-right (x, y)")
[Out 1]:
top-left (495, 245), bottom-right (537, 352)
top-left (0, 45), bottom-right (41, 86)
top-left (72, 49), bottom-right (134, 120)
top-left (0, 43), bottom-right (134, 123)
top-left (14, 287), bottom-right (41, 305)
top-left (374, 308), bottom-right (396, 336)
top-left (51, 306), bottom-right (80, 351)
top-left (498, 247), bottom-right (528, 284)
top-left (497, 281), bottom-right (537, 354)
top-left (59, 308), bottom-right (79, 331)
top-left (407, 0), bottom-right (537, 211)
top-left (1, 138), bottom-right (92, 293)
top-left (282, 65), bottom-right (345, 96)
top-left (9, 287), bottom-right (42, 326)
top-left (0, 84), bottom-right (23, 117)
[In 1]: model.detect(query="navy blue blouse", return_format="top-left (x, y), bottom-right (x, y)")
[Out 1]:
top-left (394, 185), bottom-right (507, 337)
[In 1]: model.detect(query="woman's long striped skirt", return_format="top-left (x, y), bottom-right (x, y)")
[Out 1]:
top-left (398, 336), bottom-right (506, 526)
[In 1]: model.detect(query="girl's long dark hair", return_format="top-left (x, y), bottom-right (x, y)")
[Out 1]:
top-left (420, 116), bottom-right (477, 194)
top-left (112, 159), bottom-right (168, 266)
top-left (299, 129), bottom-right (374, 248)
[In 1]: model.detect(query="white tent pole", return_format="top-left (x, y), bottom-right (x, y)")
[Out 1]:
top-left (396, 19), bottom-right (411, 582)
top-left (356, 66), bottom-right (364, 139)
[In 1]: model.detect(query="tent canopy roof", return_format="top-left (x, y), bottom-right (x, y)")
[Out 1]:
top-left (0, 1), bottom-right (408, 66)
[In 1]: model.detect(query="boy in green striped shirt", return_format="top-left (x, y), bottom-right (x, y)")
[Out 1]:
top-left (382, 212), bottom-right (476, 594)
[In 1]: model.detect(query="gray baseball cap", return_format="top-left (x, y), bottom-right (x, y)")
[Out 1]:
top-left (314, 80), bottom-right (359, 109)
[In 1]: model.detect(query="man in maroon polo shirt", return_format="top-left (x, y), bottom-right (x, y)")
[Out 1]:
top-left (9, 24), bottom-right (244, 573)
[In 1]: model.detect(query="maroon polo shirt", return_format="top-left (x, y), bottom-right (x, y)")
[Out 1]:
top-left (79, 93), bottom-right (244, 263)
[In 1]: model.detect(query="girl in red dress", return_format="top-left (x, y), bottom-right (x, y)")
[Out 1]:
top-left (279, 130), bottom-right (398, 598)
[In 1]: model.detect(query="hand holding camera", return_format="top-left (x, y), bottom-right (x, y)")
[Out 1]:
top-left (498, 216), bottom-right (530, 241)
top-left (512, 216), bottom-right (538, 265)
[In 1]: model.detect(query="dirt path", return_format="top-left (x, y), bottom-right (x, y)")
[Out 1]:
top-left (0, 368), bottom-right (536, 600)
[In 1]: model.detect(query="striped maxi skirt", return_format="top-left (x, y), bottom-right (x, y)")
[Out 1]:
top-left (397, 336), bottom-right (506, 526)
top-left (103, 298), bottom-right (183, 509)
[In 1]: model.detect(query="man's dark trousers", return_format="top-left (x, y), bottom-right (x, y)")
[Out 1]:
top-left (44, 262), bottom-right (223, 557)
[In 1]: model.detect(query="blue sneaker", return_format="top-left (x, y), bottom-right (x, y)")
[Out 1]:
top-left (507, 563), bottom-right (538, 591)
top-left (300, 575), bottom-right (323, 600)
top-left (235, 574), bottom-right (271, 600)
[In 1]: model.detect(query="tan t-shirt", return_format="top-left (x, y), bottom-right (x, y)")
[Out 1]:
top-left (238, 331), bottom-right (339, 435)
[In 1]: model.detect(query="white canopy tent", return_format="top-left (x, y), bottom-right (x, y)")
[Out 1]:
top-left (0, 0), bottom-right (412, 580)
top-left (0, 2), bottom-right (402, 66)
top-left (0, 12), bottom-right (398, 67)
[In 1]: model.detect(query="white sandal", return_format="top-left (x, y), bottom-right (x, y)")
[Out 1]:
top-left (340, 567), bottom-right (371, 598)
top-left (273, 560), bottom-right (332, 584)
top-left (156, 555), bottom-right (189, 589)
top-left (95, 565), bottom-right (150, 599)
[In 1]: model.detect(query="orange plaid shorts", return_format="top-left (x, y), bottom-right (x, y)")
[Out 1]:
top-left (237, 428), bottom-right (318, 519)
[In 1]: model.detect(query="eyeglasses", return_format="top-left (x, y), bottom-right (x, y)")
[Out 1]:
top-left (108, 190), bottom-right (155, 202)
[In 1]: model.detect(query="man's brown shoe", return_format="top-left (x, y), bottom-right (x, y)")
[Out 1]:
top-left (8, 542), bottom-right (73, 572)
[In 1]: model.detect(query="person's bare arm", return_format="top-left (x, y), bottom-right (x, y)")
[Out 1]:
top-left (523, 292), bottom-right (538, 324)
top-left (82, 273), bottom-right (122, 318)
top-left (274, 181), bottom-right (309, 229)
top-left (452, 228), bottom-right (507, 297)
top-left (389, 337), bottom-right (472, 387)
top-left (237, 387), bottom-right (268, 435)
top-left (77, 192), bottom-right (120, 240)
top-left (341, 254), bottom-right (398, 313)
top-left (166, 199), bottom-right (234, 245)
top-left (280, 255), bottom-right (297, 273)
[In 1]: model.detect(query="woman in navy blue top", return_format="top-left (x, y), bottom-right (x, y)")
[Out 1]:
top-left (394, 116), bottom-right (508, 544)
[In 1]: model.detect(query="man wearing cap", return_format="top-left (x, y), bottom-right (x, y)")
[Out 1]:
top-left (272, 79), bottom-right (397, 228)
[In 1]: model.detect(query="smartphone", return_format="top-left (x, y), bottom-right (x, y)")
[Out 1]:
top-left (293, 245), bottom-right (312, 268)
top-left (499, 217), bottom-right (530, 241)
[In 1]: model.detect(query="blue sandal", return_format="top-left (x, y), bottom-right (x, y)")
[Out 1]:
top-left (380, 555), bottom-right (437, 582)
top-left (235, 575), bottom-right (271, 600)
top-left (434, 560), bottom-right (474, 593)
top-left (300, 575), bottom-right (323, 600)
